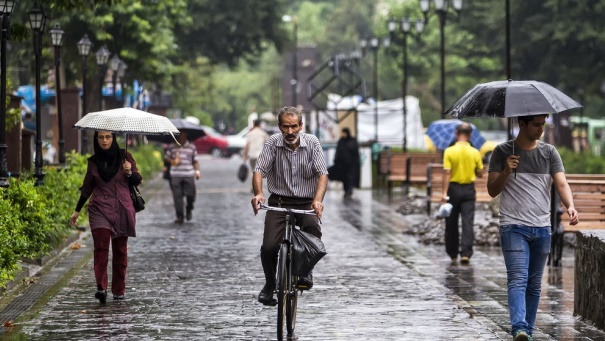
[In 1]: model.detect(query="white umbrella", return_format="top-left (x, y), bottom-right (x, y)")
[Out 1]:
top-left (74, 108), bottom-right (180, 149)
top-left (74, 108), bottom-right (179, 135)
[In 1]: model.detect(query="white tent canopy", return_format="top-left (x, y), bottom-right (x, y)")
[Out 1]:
top-left (310, 94), bottom-right (426, 150)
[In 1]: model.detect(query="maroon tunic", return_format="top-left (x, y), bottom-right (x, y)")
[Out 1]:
top-left (79, 151), bottom-right (142, 238)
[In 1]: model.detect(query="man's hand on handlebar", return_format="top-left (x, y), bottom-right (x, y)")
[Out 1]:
top-left (311, 201), bottom-right (324, 219)
top-left (251, 194), bottom-right (265, 215)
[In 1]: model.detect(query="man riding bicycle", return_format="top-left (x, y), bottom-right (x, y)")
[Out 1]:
top-left (251, 106), bottom-right (328, 306)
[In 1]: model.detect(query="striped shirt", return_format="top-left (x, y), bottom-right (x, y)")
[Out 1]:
top-left (166, 141), bottom-right (198, 178)
top-left (255, 132), bottom-right (328, 199)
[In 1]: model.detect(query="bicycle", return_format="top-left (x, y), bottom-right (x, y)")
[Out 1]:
top-left (258, 202), bottom-right (317, 341)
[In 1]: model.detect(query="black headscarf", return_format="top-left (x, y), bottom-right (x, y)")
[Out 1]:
top-left (92, 131), bottom-right (125, 183)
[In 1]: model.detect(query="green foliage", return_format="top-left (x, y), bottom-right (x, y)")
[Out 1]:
top-left (0, 195), bottom-right (28, 287)
top-left (128, 143), bottom-right (164, 181)
top-left (5, 178), bottom-right (57, 258)
top-left (559, 148), bottom-right (605, 174)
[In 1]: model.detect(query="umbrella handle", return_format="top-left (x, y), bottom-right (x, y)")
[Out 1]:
top-left (169, 131), bottom-right (180, 146)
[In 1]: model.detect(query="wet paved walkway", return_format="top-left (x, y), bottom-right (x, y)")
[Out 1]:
top-left (1, 155), bottom-right (605, 340)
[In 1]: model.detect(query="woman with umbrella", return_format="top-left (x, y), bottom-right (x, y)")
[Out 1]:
top-left (69, 131), bottom-right (143, 304)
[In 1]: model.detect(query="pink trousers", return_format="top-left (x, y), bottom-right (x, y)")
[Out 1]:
top-left (92, 228), bottom-right (128, 295)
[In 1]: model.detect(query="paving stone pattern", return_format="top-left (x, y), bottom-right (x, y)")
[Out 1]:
top-left (5, 155), bottom-right (605, 340)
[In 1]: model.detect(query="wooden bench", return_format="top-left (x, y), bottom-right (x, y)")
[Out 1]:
top-left (559, 178), bottom-right (605, 232)
top-left (550, 175), bottom-right (605, 266)
top-left (383, 152), bottom-right (441, 198)
top-left (425, 163), bottom-right (491, 215)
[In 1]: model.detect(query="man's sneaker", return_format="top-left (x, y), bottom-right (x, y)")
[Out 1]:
top-left (186, 208), bottom-right (192, 221)
top-left (460, 256), bottom-right (470, 264)
top-left (95, 290), bottom-right (107, 304)
top-left (258, 285), bottom-right (277, 306)
top-left (113, 294), bottom-right (125, 300)
top-left (296, 272), bottom-right (313, 290)
top-left (513, 330), bottom-right (532, 341)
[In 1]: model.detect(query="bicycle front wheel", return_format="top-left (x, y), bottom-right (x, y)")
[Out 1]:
top-left (286, 280), bottom-right (298, 337)
top-left (276, 243), bottom-right (289, 341)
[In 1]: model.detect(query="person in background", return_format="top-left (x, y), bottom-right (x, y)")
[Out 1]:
top-left (441, 123), bottom-right (483, 264)
top-left (329, 127), bottom-right (360, 198)
top-left (165, 130), bottom-right (201, 224)
top-left (69, 131), bottom-right (142, 304)
top-left (242, 119), bottom-right (269, 188)
top-left (487, 114), bottom-right (579, 341)
top-left (251, 106), bottom-right (328, 306)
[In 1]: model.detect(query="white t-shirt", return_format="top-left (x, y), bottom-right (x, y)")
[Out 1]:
top-left (246, 127), bottom-right (269, 159)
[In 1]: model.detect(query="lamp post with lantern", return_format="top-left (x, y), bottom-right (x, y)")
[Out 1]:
top-left (50, 22), bottom-right (65, 168)
top-left (387, 17), bottom-right (425, 151)
top-left (282, 15), bottom-right (298, 106)
top-left (360, 37), bottom-right (381, 142)
top-left (419, 0), bottom-right (463, 115)
top-left (109, 54), bottom-right (121, 99)
top-left (118, 61), bottom-right (127, 102)
top-left (0, 0), bottom-right (17, 187)
top-left (29, 3), bottom-right (46, 185)
top-left (95, 46), bottom-right (110, 111)
top-left (77, 34), bottom-right (92, 154)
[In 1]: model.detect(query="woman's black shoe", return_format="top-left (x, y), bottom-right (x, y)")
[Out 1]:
top-left (95, 290), bottom-right (107, 304)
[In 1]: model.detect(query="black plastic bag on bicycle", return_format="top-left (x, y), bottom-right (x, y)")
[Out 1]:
top-left (290, 228), bottom-right (327, 276)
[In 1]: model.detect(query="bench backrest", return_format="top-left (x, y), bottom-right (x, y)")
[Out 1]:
top-left (427, 163), bottom-right (491, 204)
top-left (560, 177), bottom-right (605, 231)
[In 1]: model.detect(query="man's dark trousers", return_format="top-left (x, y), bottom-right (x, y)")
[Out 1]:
top-left (445, 183), bottom-right (476, 259)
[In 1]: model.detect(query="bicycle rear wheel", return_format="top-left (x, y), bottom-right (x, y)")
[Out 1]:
top-left (276, 243), bottom-right (289, 341)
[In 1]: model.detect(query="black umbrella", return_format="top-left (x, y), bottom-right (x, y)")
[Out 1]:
top-left (145, 118), bottom-right (206, 144)
top-left (444, 80), bottom-right (582, 119)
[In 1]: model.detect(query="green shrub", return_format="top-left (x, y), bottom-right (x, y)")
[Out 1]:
top-left (558, 148), bottom-right (605, 174)
top-left (0, 195), bottom-right (27, 287)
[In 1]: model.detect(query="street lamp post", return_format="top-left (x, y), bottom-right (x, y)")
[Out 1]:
top-left (361, 37), bottom-right (381, 142)
top-left (50, 22), bottom-right (65, 168)
top-left (95, 46), bottom-right (110, 111)
top-left (29, 3), bottom-right (46, 186)
top-left (0, 0), bottom-right (17, 188)
top-left (420, 0), bottom-right (463, 115)
top-left (388, 18), bottom-right (425, 152)
top-left (282, 15), bottom-right (298, 106)
top-left (117, 61), bottom-right (127, 103)
top-left (77, 34), bottom-right (92, 154)
top-left (109, 54), bottom-right (121, 99)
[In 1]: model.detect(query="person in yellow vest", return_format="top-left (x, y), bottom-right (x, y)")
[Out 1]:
top-left (441, 123), bottom-right (484, 264)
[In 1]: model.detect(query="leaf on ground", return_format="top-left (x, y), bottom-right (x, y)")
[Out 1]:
top-left (70, 242), bottom-right (82, 250)
top-left (2, 320), bottom-right (15, 328)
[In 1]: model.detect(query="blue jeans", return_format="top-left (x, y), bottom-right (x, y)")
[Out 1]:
top-left (500, 224), bottom-right (551, 337)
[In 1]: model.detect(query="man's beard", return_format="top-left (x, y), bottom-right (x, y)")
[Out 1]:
top-left (283, 133), bottom-right (300, 145)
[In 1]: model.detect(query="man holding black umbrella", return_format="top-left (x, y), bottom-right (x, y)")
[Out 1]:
top-left (487, 114), bottom-right (579, 341)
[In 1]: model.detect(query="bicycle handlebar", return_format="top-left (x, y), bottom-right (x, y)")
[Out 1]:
top-left (258, 203), bottom-right (317, 215)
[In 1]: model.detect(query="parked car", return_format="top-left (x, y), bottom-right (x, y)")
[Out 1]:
top-left (194, 125), bottom-right (229, 158)
top-left (225, 125), bottom-right (280, 157)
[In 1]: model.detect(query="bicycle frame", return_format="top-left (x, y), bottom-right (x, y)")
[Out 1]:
top-left (259, 203), bottom-right (316, 341)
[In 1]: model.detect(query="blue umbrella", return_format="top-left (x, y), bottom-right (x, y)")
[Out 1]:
top-left (425, 119), bottom-right (486, 150)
